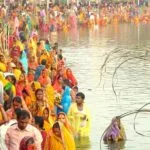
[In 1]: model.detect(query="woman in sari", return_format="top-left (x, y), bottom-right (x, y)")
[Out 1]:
top-left (34, 116), bottom-right (47, 150)
top-left (27, 70), bottom-right (35, 85)
top-left (103, 117), bottom-right (126, 142)
top-left (66, 68), bottom-right (77, 87)
top-left (57, 112), bottom-right (74, 134)
top-left (22, 88), bottom-right (32, 107)
top-left (13, 62), bottom-right (24, 81)
top-left (53, 76), bottom-right (63, 94)
top-left (5, 75), bottom-right (16, 96)
top-left (44, 121), bottom-right (76, 150)
top-left (16, 73), bottom-right (26, 97)
top-left (3, 88), bottom-right (13, 111)
top-left (19, 136), bottom-right (37, 150)
top-left (45, 84), bottom-right (55, 108)
top-left (28, 56), bottom-right (38, 71)
top-left (0, 54), bottom-right (6, 72)
top-left (56, 79), bottom-right (72, 114)
top-left (68, 92), bottom-right (91, 137)
top-left (38, 69), bottom-right (51, 88)
top-left (42, 107), bottom-right (55, 132)
top-left (34, 89), bottom-right (47, 116)
top-left (29, 81), bottom-right (41, 103)
top-left (20, 50), bottom-right (28, 75)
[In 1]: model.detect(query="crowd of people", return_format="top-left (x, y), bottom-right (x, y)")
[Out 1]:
top-left (0, 1), bottom-right (149, 37)
top-left (0, 1), bottom-right (149, 149)
top-left (0, 2), bottom-right (92, 150)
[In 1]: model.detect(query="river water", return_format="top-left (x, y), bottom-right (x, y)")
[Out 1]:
top-left (55, 24), bottom-right (150, 150)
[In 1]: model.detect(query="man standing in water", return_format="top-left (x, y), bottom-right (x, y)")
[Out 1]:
top-left (5, 110), bottom-right (42, 150)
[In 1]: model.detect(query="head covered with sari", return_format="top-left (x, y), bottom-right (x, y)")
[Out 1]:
top-left (19, 136), bottom-right (37, 150)
top-left (57, 112), bottom-right (74, 134)
top-left (42, 107), bottom-right (55, 132)
top-left (66, 68), bottom-right (77, 87)
top-left (44, 121), bottom-right (76, 150)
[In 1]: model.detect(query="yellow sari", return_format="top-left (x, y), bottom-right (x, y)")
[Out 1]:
top-left (45, 85), bottom-right (55, 107)
top-left (13, 68), bottom-right (22, 81)
top-left (0, 62), bottom-right (6, 72)
top-left (30, 81), bottom-right (41, 102)
top-left (15, 40), bottom-right (24, 51)
top-left (68, 103), bottom-right (91, 137)
top-left (0, 111), bottom-right (3, 121)
top-left (43, 107), bottom-right (54, 132)
top-left (44, 122), bottom-right (76, 150)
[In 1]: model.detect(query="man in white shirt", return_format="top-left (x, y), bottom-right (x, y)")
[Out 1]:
top-left (5, 110), bottom-right (42, 150)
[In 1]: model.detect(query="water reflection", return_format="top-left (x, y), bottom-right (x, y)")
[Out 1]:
top-left (105, 141), bottom-right (126, 150)
top-left (58, 24), bottom-right (150, 150)
top-left (75, 137), bottom-right (91, 150)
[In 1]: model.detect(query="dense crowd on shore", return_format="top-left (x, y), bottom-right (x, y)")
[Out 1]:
top-left (0, 2), bottom-right (92, 150)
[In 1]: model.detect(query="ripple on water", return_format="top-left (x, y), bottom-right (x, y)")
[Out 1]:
top-left (58, 24), bottom-right (150, 150)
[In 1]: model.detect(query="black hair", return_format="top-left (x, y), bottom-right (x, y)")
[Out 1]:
top-left (15, 108), bottom-right (22, 116)
top-left (35, 88), bottom-right (43, 95)
top-left (52, 46), bottom-right (57, 50)
top-left (63, 79), bottom-right (71, 87)
top-left (58, 54), bottom-right (63, 60)
top-left (22, 88), bottom-right (29, 96)
top-left (41, 59), bottom-right (47, 65)
top-left (52, 122), bottom-right (60, 129)
top-left (6, 75), bottom-right (17, 85)
top-left (17, 110), bottom-right (30, 120)
top-left (34, 116), bottom-right (44, 129)
top-left (72, 86), bottom-right (78, 91)
top-left (3, 88), bottom-right (13, 111)
top-left (76, 92), bottom-right (85, 100)
top-left (54, 42), bottom-right (58, 47)
top-left (45, 39), bottom-right (49, 44)
top-left (37, 42), bottom-right (41, 46)
top-left (13, 96), bottom-right (22, 104)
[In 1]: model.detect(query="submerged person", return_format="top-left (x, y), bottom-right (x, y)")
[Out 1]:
top-left (68, 92), bottom-right (91, 137)
top-left (44, 121), bottom-right (76, 150)
top-left (103, 116), bottom-right (126, 142)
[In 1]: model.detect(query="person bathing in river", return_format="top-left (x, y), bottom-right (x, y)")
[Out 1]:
top-left (68, 92), bottom-right (91, 137)
top-left (103, 116), bottom-right (126, 142)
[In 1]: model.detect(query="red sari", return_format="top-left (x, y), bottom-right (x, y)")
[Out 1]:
top-left (41, 130), bottom-right (47, 150)
top-left (66, 68), bottom-right (77, 87)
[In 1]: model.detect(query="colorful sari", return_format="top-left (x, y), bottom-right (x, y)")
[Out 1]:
top-left (45, 85), bottom-right (55, 107)
top-left (0, 62), bottom-right (6, 72)
top-left (57, 112), bottom-right (74, 134)
top-left (57, 86), bottom-right (72, 114)
top-left (29, 81), bottom-right (41, 103)
top-left (44, 121), bottom-right (76, 150)
top-left (66, 68), bottom-right (77, 87)
top-left (20, 50), bottom-right (28, 75)
top-left (43, 107), bottom-right (55, 132)
top-left (53, 79), bottom-right (63, 94)
top-left (103, 118), bottom-right (126, 142)
top-left (38, 69), bottom-right (51, 87)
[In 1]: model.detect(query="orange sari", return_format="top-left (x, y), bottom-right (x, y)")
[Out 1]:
top-left (44, 122), bottom-right (76, 150)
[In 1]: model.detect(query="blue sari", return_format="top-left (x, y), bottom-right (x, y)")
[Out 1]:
top-left (20, 50), bottom-right (28, 74)
top-left (57, 86), bottom-right (72, 114)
